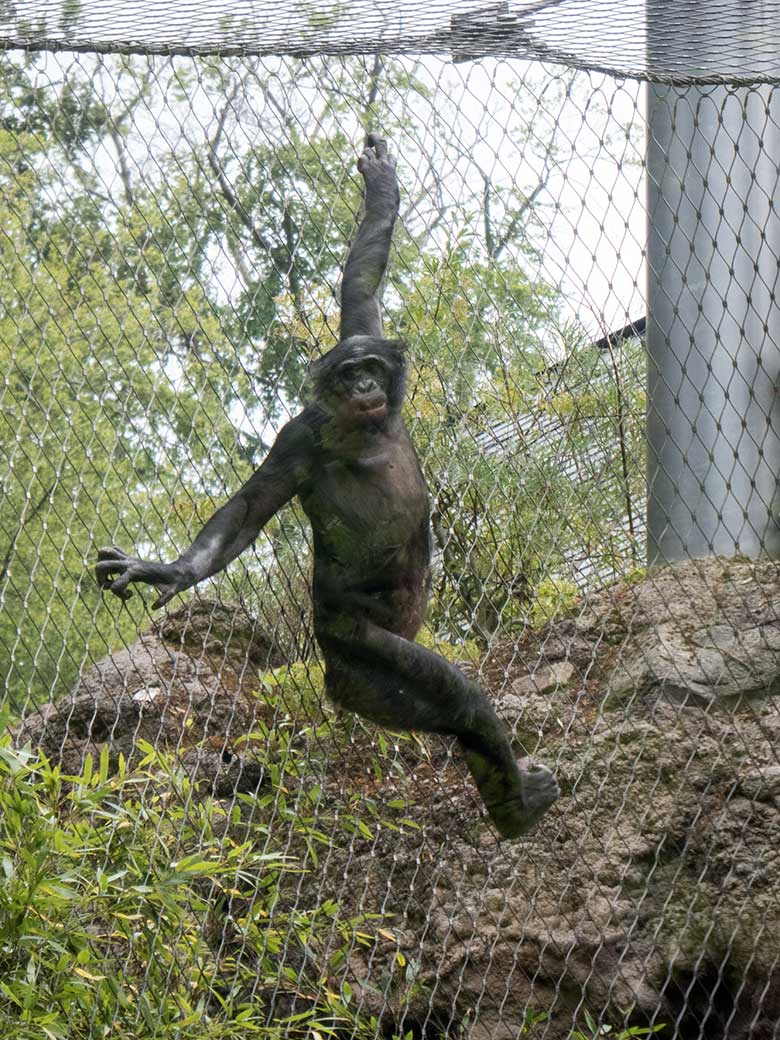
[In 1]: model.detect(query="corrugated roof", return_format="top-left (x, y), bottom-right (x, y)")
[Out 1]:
top-left (474, 333), bottom-right (646, 590)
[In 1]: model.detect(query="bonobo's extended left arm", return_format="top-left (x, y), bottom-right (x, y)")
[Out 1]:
top-left (96, 418), bottom-right (313, 608)
top-left (339, 133), bottom-right (400, 341)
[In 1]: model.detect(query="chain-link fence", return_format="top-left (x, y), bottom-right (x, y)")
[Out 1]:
top-left (1, 3), bottom-right (780, 1039)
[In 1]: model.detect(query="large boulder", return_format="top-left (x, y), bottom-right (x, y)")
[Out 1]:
top-left (314, 556), bottom-right (780, 1038)
top-left (15, 598), bottom-right (285, 791)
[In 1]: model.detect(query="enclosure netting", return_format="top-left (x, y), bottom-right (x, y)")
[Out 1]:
top-left (5, 0), bottom-right (780, 82)
top-left (2, 2), bottom-right (780, 1039)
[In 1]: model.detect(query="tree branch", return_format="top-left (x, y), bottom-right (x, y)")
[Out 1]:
top-left (362, 54), bottom-right (383, 129)
top-left (0, 484), bottom-right (54, 585)
top-left (207, 82), bottom-right (271, 253)
top-left (109, 124), bottom-right (135, 208)
top-left (281, 201), bottom-right (304, 315)
top-left (493, 177), bottom-right (547, 259)
top-left (483, 174), bottom-right (496, 258)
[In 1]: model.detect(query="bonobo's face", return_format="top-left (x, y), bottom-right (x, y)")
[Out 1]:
top-left (334, 354), bottom-right (392, 424)
top-left (310, 336), bottom-right (407, 430)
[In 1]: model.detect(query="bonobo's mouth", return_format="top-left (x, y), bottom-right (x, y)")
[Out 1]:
top-left (354, 395), bottom-right (388, 420)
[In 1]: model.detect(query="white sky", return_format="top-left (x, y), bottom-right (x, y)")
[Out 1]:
top-left (402, 57), bottom-right (647, 338)
top-left (32, 41), bottom-right (648, 347)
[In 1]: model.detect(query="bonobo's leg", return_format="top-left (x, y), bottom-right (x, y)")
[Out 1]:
top-left (319, 619), bottom-right (559, 838)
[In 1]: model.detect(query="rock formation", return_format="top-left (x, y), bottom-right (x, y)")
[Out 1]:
top-left (15, 558), bottom-right (780, 1039)
top-left (15, 598), bottom-right (285, 792)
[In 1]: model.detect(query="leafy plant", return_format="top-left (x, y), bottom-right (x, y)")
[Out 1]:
top-left (0, 738), bottom-right (401, 1039)
top-left (570, 1010), bottom-right (666, 1039)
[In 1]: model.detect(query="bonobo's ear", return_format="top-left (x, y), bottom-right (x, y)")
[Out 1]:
top-left (305, 343), bottom-right (349, 403)
top-left (381, 338), bottom-right (408, 357)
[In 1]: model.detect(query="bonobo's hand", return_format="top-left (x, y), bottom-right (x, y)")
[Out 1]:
top-left (95, 546), bottom-right (190, 609)
top-left (357, 132), bottom-right (399, 212)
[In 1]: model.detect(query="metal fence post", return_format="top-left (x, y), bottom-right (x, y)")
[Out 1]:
top-left (646, 3), bottom-right (780, 565)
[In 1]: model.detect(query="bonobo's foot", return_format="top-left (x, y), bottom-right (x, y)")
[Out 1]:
top-left (464, 751), bottom-right (560, 840)
top-left (489, 759), bottom-right (560, 839)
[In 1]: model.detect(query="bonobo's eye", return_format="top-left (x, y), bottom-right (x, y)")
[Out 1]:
top-left (337, 361), bottom-right (360, 385)
top-left (361, 359), bottom-right (388, 383)
top-left (337, 357), bottom-right (389, 389)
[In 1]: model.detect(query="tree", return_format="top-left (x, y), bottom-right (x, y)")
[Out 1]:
top-left (0, 50), bottom-right (598, 705)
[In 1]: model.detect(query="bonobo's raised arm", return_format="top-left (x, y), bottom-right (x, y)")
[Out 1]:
top-left (339, 133), bottom-right (400, 341)
top-left (95, 134), bottom-right (397, 612)
top-left (96, 418), bottom-right (313, 608)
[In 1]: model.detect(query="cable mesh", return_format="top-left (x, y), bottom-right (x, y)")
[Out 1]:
top-left (1, 0), bottom-right (780, 84)
top-left (0, 26), bottom-right (778, 1040)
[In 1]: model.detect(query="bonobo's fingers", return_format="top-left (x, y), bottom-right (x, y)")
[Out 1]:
top-left (357, 147), bottom-right (375, 174)
top-left (358, 133), bottom-right (396, 179)
top-left (95, 547), bottom-right (181, 607)
top-left (97, 545), bottom-right (127, 559)
top-left (95, 546), bottom-right (132, 589)
top-left (95, 545), bottom-right (129, 567)
top-left (151, 585), bottom-right (179, 611)
top-left (111, 575), bottom-right (135, 602)
top-left (95, 549), bottom-right (137, 601)
top-left (366, 132), bottom-right (388, 158)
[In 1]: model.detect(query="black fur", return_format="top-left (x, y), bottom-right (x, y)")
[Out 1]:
top-left (95, 135), bottom-right (559, 838)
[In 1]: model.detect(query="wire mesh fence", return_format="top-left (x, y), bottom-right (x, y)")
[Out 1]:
top-left (5, 0), bottom-right (780, 83)
top-left (1, 5), bottom-right (780, 1039)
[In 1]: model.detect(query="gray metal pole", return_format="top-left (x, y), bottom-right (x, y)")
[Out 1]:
top-left (646, 5), bottom-right (780, 565)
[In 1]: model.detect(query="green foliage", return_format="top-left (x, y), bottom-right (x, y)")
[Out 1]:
top-left (424, 332), bottom-right (645, 643)
top-left (517, 1009), bottom-right (666, 1040)
top-left (258, 656), bottom-right (326, 714)
top-left (0, 737), bottom-right (408, 1039)
top-left (249, 666), bottom-right (426, 840)
top-left (568, 1011), bottom-right (666, 1039)
top-left (529, 576), bottom-right (580, 629)
top-left (0, 713), bottom-right (672, 1040)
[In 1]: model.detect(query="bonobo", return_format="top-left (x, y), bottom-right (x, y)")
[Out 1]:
top-left (96, 134), bottom-right (559, 838)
